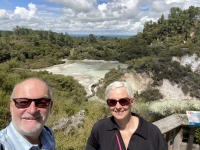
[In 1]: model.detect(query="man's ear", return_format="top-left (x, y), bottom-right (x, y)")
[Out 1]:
top-left (9, 99), bottom-right (13, 115)
top-left (50, 101), bottom-right (53, 111)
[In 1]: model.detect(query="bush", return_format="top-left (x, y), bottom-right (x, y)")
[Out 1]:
top-left (139, 89), bottom-right (163, 102)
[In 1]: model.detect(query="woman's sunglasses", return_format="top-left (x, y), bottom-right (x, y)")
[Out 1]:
top-left (12, 98), bottom-right (51, 108)
top-left (106, 98), bottom-right (130, 107)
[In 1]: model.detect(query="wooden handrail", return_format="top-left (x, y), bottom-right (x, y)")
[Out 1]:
top-left (153, 114), bottom-right (200, 150)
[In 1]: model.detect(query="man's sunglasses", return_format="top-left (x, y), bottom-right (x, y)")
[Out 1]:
top-left (106, 98), bottom-right (130, 107)
top-left (12, 98), bottom-right (51, 108)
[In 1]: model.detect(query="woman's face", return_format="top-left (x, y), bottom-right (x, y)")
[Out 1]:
top-left (107, 87), bottom-right (134, 121)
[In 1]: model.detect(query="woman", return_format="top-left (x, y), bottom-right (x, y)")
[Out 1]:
top-left (86, 81), bottom-right (168, 150)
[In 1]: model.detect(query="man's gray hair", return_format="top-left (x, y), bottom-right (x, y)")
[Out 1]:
top-left (105, 81), bottom-right (134, 100)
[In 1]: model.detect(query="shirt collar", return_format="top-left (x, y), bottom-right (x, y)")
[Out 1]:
top-left (9, 123), bottom-right (33, 150)
top-left (9, 123), bottom-right (55, 149)
top-left (106, 116), bottom-right (118, 130)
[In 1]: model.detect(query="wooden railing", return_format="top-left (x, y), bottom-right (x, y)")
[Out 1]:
top-left (153, 114), bottom-right (200, 150)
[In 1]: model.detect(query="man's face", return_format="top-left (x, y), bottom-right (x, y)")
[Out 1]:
top-left (10, 79), bottom-right (53, 137)
top-left (107, 87), bottom-right (134, 121)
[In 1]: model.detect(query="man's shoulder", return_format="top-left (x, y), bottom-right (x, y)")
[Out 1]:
top-left (0, 128), bottom-right (6, 134)
top-left (0, 127), bottom-right (9, 141)
top-left (0, 143), bottom-right (5, 150)
top-left (43, 125), bottom-right (53, 135)
top-left (41, 126), bottom-right (56, 149)
top-left (42, 125), bottom-right (55, 139)
top-left (0, 127), bottom-right (11, 150)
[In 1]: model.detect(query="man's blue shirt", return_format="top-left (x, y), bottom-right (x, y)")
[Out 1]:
top-left (0, 123), bottom-right (56, 150)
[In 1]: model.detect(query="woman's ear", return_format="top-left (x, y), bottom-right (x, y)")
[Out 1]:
top-left (130, 98), bottom-right (135, 105)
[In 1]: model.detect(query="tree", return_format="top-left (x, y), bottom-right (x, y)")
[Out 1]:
top-left (157, 14), bottom-right (165, 25)
top-left (48, 30), bottom-right (56, 44)
top-left (56, 33), bottom-right (65, 46)
top-left (89, 34), bottom-right (97, 43)
top-left (13, 26), bottom-right (20, 36)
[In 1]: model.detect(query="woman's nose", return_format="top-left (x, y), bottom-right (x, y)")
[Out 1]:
top-left (115, 101), bottom-right (122, 108)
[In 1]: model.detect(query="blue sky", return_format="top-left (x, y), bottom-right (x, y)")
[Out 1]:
top-left (0, 0), bottom-right (200, 35)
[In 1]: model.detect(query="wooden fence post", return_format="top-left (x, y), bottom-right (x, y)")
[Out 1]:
top-left (187, 127), bottom-right (195, 150)
top-left (172, 126), bottom-right (183, 150)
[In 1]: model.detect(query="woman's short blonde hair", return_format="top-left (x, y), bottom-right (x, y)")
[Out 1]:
top-left (105, 81), bottom-right (134, 100)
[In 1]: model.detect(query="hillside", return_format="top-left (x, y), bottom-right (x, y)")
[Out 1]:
top-left (122, 54), bottom-right (200, 101)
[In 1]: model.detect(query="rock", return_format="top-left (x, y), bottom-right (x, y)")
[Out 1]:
top-left (172, 53), bottom-right (200, 72)
top-left (52, 110), bottom-right (85, 135)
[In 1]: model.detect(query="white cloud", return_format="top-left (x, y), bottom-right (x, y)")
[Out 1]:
top-left (0, 9), bottom-right (9, 20)
top-left (48, 0), bottom-right (96, 12)
top-left (166, 0), bottom-right (184, 5)
top-left (14, 3), bottom-right (37, 19)
top-left (0, 0), bottom-right (198, 35)
top-left (151, 1), bottom-right (167, 13)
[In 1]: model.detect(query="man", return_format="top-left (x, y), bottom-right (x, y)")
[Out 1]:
top-left (0, 77), bottom-right (56, 150)
top-left (86, 81), bottom-right (168, 150)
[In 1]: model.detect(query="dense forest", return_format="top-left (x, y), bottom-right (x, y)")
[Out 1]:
top-left (0, 6), bottom-right (200, 149)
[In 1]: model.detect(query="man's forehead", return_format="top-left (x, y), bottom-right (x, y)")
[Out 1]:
top-left (18, 79), bottom-right (47, 87)
top-left (13, 79), bottom-right (48, 96)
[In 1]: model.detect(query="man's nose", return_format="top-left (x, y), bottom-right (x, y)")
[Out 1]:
top-left (27, 101), bottom-right (38, 113)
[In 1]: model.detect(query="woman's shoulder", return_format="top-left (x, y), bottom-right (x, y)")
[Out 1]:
top-left (94, 117), bottom-right (112, 126)
top-left (133, 112), bottom-right (161, 131)
top-left (92, 116), bottom-right (115, 130)
top-left (138, 115), bottom-right (162, 134)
